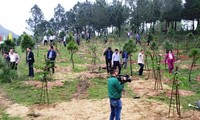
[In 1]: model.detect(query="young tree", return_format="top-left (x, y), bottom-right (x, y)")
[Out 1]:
top-left (67, 36), bottom-right (78, 69)
top-left (20, 34), bottom-right (35, 52)
top-left (188, 48), bottom-right (200, 82)
top-left (123, 39), bottom-right (137, 76)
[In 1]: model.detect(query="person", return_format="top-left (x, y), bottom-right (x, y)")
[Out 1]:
top-left (43, 35), bottom-right (48, 46)
top-left (27, 47), bottom-right (35, 77)
top-left (108, 68), bottom-right (124, 120)
top-left (135, 33), bottom-right (141, 45)
top-left (121, 50), bottom-right (129, 69)
top-left (112, 49), bottom-right (121, 75)
top-left (14, 52), bottom-right (20, 70)
top-left (103, 47), bottom-right (113, 74)
top-left (47, 45), bottom-right (57, 73)
top-left (9, 49), bottom-right (16, 69)
top-left (165, 50), bottom-right (175, 74)
top-left (3, 52), bottom-right (10, 63)
top-left (138, 50), bottom-right (144, 76)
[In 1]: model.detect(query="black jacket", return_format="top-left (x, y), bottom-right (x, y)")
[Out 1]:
top-left (27, 51), bottom-right (35, 64)
top-left (103, 49), bottom-right (113, 60)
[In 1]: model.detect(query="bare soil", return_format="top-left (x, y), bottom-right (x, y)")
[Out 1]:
top-left (1, 79), bottom-right (199, 120)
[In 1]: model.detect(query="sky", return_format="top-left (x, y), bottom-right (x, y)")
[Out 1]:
top-left (0, 0), bottom-right (102, 35)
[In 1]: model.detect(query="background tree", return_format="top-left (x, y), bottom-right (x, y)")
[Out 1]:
top-left (20, 33), bottom-right (35, 52)
top-left (53, 4), bottom-right (66, 33)
top-left (26, 4), bottom-right (44, 35)
top-left (109, 1), bottom-right (129, 37)
top-left (0, 40), bottom-right (15, 52)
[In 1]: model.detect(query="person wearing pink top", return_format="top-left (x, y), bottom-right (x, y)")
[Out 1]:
top-left (165, 50), bottom-right (175, 74)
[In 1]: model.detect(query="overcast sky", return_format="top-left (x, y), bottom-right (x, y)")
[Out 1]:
top-left (0, 0), bottom-right (107, 35)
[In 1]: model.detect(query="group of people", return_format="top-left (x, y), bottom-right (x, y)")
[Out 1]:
top-left (103, 47), bottom-right (144, 76)
top-left (107, 48), bottom-right (176, 120)
top-left (43, 35), bottom-right (56, 46)
top-left (26, 45), bottom-right (57, 77)
top-left (3, 49), bottom-right (20, 70)
top-left (1, 45), bottom-right (57, 78)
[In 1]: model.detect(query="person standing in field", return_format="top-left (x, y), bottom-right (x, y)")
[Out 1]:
top-left (47, 45), bottom-right (57, 74)
top-left (103, 47), bottom-right (113, 74)
top-left (165, 50), bottom-right (175, 74)
top-left (138, 50), bottom-right (144, 76)
top-left (112, 49), bottom-right (121, 75)
top-left (108, 68), bottom-right (124, 120)
top-left (27, 47), bottom-right (35, 77)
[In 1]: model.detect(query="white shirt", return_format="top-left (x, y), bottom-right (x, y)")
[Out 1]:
top-left (112, 52), bottom-right (120, 65)
top-left (138, 52), bottom-right (144, 64)
top-left (9, 53), bottom-right (16, 62)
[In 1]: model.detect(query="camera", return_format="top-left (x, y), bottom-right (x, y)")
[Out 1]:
top-left (116, 74), bottom-right (132, 84)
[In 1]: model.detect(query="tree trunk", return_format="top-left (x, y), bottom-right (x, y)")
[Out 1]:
top-left (175, 21), bottom-right (177, 31)
top-left (189, 56), bottom-right (195, 82)
top-left (71, 50), bottom-right (74, 69)
top-left (192, 19), bottom-right (195, 31)
top-left (118, 25), bottom-right (121, 37)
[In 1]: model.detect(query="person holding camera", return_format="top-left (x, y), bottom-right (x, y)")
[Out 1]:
top-left (108, 68), bottom-right (125, 120)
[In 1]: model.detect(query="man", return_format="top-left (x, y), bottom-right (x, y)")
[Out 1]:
top-left (138, 50), bottom-right (144, 76)
top-left (9, 49), bottom-right (16, 69)
top-left (27, 47), bottom-right (35, 77)
top-left (3, 52), bottom-right (10, 63)
top-left (47, 45), bottom-right (57, 73)
top-left (103, 47), bottom-right (113, 74)
top-left (108, 68), bottom-right (124, 120)
top-left (14, 52), bottom-right (20, 70)
top-left (121, 50), bottom-right (129, 69)
top-left (135, 33), bottom-right (141, 45)
top-left (112, 49), bottom-right (121, 74)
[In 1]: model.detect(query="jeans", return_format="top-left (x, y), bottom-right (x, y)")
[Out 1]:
top-left (109, 98), bottom-right (122, 120)
top-left (122, 58), bottom-right (128, 69)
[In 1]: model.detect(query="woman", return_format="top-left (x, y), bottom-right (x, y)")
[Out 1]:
top-left (165, 50), bottom-right (175, 74)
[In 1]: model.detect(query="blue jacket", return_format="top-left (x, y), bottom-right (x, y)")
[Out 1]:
top-left (47, 50), bottom-right (57, 61)
top-left (122, 51), bottom-right (128, 59)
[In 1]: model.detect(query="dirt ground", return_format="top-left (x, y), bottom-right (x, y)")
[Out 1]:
top-left (1, 78), bottom-right (200, 120)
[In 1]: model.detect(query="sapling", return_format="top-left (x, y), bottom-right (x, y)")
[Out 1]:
top-left (188, 48), bottom-right (200, 82)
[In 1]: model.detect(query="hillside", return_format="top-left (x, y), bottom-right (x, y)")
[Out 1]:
top-left (0, 24), bottom-right (19, 39)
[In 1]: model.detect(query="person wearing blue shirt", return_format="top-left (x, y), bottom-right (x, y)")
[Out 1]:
top-left (104, 47), bottom-right (113, 74)
top-left (47, 45), bottom-right (57, 73)
top-left (121, 51), bottom-right (129, 69)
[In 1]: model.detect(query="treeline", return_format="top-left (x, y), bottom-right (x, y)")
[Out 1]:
top-left (26, 0), bottom-right (200, 37)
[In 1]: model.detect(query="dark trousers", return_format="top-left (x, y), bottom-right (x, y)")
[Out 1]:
top-left (113, 61), bottom-right (121, 74)
top-left (136, 40), bottom-right (141, 45)
top-left (28, 63), bottom-right (34, 77)
top-left (44, 40), bottom-right (48, 45)
top-left (10, 62), bottom-right (16, 69)
top-left (47, 61), bottom-right (55, 73)
top-left (106, 59), bottom-right (112, 73)
top-left (138, 63), bottom-right (144, 76)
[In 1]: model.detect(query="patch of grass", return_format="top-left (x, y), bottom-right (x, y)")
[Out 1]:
top-left (88, 78), bottom-right (108, 99)
top-left (0, 108), bottom-right (22, 120)
top-left (88, 78), bottom-right (135, 99)
top-left (1, 80), bottom-right (79, 105)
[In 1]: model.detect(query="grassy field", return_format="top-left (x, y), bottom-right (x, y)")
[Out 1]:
top-left (0, 33), bottom-right (200, 119)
